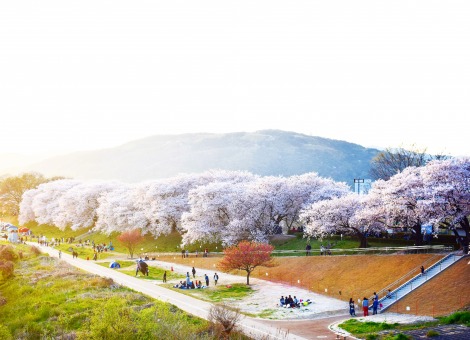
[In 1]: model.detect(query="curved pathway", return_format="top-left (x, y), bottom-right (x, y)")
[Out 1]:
top-left (32, 244), bottom-right (348, 339)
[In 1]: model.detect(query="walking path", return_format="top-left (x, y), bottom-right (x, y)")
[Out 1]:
top-left (30, 244), bottom-right (441, 339)
top-left (32, 244), bottom-right (311, 339)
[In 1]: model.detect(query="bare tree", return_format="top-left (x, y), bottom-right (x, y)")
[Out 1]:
top-left (369, 144), bottom-right (450, 180)
top-left (208, 303), bottom-right (242, 338)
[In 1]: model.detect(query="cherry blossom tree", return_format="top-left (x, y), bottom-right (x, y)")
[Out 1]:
top-left (94, 184), bottom-right (148, 235)
top-left (301, 193), bottom-right (386, 247)
top-left (19, 179), bottom-right (81, 227)
top-left (418, 158), bottom-right (470, 252)
top-left (217, 241), bottom-right (275, 285)
top-left (182, 172), bottom-right (349, 246)
top-left (369, 166), bottom-right (428, 245)
top-left (52, 181), bottom-right (119, 230)
top-left (135, 170), bottom-right (257, 239)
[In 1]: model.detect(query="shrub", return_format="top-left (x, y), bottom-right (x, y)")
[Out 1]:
top-left (0, 261), bottom-right (14, 279)
top-left (29, 246), bottom-right (41, 256)
top-left (393, 334), bottom-right (410, 340)
top-left (208, 303), bottom-right (242, 337)
top-left (365, 334), bottom-right (378, 340)
top-left (440, 311), bottom-right (470, 326)
top-left (426, 330), bottom-right (439, 337)
top-left (0, 246), bottom-right (18, 262)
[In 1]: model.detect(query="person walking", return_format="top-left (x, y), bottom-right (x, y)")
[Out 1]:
top-left (163, 271), bottom-right (167, 283)
top-left (213, 272), bottom-right (219, 285)
top-left (204, 273), bottom-right (209, 286)
top-left (362, 297), bottom-right (369, 316)
top-left (372, 296), bottom-right (379, 315)
top-left (349, 298), bottom-right (356, 316)
top-left (305, 243), bottom-right (311, 256)
top-left (58, 250), bottom-right (62, 259)
top-left (420, 265), bottom-right (425, 275)
top-left (192, 266), bottom-right (196, 278)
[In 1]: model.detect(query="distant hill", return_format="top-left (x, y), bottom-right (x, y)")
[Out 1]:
top-left (21, 130), bottom-right (379, 185)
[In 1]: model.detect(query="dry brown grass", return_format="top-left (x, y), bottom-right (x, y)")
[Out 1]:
top-left (395, 258), bottom-right (470, 317)
top-left (158, 253), bottom-right (440, 303)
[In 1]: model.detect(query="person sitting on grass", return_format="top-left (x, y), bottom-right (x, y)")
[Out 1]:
top-left (279, 296), bottom-right (285, 307)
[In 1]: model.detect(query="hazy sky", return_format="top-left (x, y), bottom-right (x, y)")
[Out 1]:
top-left (1, 1), bottom-right (469, 157)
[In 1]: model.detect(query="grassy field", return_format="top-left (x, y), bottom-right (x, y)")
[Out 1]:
top-left (339, 311), bottom-right (470, 339)
top-left (0, 242), bottom-right (231, 339)
top-left (168, 283), bottom-right (253, 303)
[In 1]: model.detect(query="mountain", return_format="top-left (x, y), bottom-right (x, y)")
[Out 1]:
top-left (20, 130), bottom-right (379, 185)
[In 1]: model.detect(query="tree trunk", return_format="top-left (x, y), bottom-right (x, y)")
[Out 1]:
top-left (358, 233), bottom-right (368, 248)
top-left (454, 217), bottom-right (470, 253)
top-left (412, 224), bottom-right (423, 246)
top-left (246, 271), bottom-right (251, 285)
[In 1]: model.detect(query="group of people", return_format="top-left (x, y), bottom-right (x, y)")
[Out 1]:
top-left (279, 295), bottom-right (312, 308)
top-left (180, 248), bottom-right (210, 258)
top-left (349, 292), bottom-right (381, 317)
top-left (173, 270), bottom-right (219, 289)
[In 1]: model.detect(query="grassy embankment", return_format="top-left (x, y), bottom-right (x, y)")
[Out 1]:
top-left (4, 217), bottom-right (468, 318)
top-left (338, 311), bottom-right (470, 339)
top-left (0, 242), bottom-right (240, 340)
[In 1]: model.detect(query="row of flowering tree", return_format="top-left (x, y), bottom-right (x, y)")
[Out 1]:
top-left (301, 158), bottom-right (470, 251)
top-left (18, 169), bottom-right (349, 246)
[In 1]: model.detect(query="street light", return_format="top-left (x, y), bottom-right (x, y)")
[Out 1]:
top-left (354, 179), bottom-right (364, 194)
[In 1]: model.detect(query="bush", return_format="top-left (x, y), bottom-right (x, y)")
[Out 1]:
top-left (208, 303), bottom-right (242, 337)
top-left (0, 246), bottom-right (18, 262)
top-left (0, 261), bottom-right (14, 279)
top-left (440, 311), bottom-right (470, 326)
top-left (29, 246), bottom-right (41, 256)
top-left (393, 334), bottom-right (411, 340)
top-left (365, 334), bottom-right (378, 340)
top-left (426, 330), bottom-right (439, 337)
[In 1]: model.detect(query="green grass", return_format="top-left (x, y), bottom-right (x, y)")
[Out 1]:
top-left (338, 319), bottom-right (399, 335)
top-left (171, 283), bottom-right (253, 303)
top-left (338, 311), bottom-right (470, 339)
top-left (0, 243), bottom-right (232, 339)
top-left (439, 311), bottom-right (470, 327)
top-left (118, 264), bottom-right (185, 282)
top-left (96, 260), bottom-right (136, 269)
top-left (271, 234), bottom-right (413, 255)
top-left (257, 308), bottom-right (278, 319)
top-left (14, 218), bottom-right (222, 256)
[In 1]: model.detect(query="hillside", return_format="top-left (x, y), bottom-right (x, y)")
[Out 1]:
top-left (158, 254), bottom-right (443, 305)
top-left (21, 130), bottom-right (379, 184)
top-left (397, 257), bottom-right (470, 316)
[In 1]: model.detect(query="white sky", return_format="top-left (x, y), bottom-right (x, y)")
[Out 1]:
top-left (1, 1), bottom-right (469, 157)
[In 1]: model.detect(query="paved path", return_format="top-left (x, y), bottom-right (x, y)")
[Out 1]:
top-left (32, 244), bottom-right (311, 340)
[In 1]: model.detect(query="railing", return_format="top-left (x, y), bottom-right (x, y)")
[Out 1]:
top-left (141, 245), bottom-right (452, 259)
top-left (271, 245), bottom-right (452, 256)
top-left (369, 252), bottom-right (447, 302)
top-left (375, 253), bottom-right (464, 311)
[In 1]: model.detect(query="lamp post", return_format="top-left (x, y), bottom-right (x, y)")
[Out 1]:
top-left (354, 179), bottom-right (364, 194)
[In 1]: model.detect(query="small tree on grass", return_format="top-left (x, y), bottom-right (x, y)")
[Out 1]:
top-left (217, 241), bottom-right (275, 285)
top-left (117, 229), bottom-right (144, 259)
